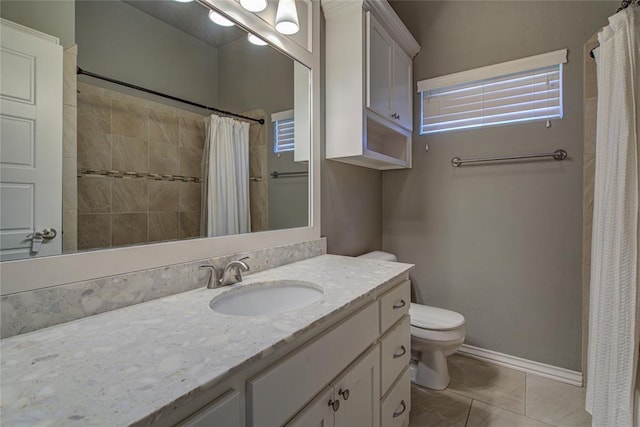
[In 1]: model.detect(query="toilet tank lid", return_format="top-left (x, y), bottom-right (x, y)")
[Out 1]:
top-left (357, 251), bottom-right (398, 262)
top-left (410, 303), bottom-right (465, 330)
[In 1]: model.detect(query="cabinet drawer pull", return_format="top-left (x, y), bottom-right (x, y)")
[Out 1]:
top-left (392, 400), bottom-right (407, 418)
top-left (392, 300), bottom-right (406, 309)
top-left (392, 345), bottom-right (407, 359)
top-left (328, 399), bottom-right (340, 412)
top-left (338, 388), bottom-right (350, 400)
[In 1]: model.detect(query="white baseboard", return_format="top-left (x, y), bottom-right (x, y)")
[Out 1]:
top-left (457, 344), bottom-right (583, 387)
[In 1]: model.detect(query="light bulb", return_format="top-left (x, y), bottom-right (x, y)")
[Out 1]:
top-left (208, 10), bottom-right (235, 27)
top-left (240, 0), bottom-right (267, 12)
top-left (275, 0), bottom-right (299, 35)
top-left (248, 33), bottom-right (268, 46)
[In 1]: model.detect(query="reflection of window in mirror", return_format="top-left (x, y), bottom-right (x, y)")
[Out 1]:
top-left (272, 110), bottom-right (295, 155)
top-left (0, 0), bottom-right (311, 261)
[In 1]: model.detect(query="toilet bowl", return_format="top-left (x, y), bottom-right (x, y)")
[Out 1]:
top-left (357, 251), bottom-right (466, 390)
top-left (409, 303), bottom-right (465, 390)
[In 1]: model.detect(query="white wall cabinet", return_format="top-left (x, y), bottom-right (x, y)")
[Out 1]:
top-left (367, 13), bottom-right (413, 132)
top-left (322, 0), bottom-right (420, 170)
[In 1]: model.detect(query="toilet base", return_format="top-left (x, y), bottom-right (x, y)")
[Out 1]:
top-left (410, 351), bottom-right (451, 390)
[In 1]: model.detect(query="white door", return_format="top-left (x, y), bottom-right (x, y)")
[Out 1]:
top-left (0, 19), bottom-right (63, 261)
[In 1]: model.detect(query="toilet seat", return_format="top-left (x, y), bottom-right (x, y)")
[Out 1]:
top-left (410, 303), bottom-right (465, 331)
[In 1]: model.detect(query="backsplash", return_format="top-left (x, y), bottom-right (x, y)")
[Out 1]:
top-left (0, 238), bottom-right (326, 339)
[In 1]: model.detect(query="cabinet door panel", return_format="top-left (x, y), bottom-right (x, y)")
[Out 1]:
top-left (392, 47), bottom-right (413, 131)
top-left (334, 345), bottom-right (380, 427)
top-left (178, 390), bottom-right (240, 427)
top-left (366, 12), bottom-right (392, 118)
top-left (287, 387), bottom-right (336, 427)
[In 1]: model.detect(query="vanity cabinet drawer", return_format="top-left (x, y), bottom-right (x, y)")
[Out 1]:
top-left (248, 302), bottom-right (379, 427)
top-left (380, 315), bottom-right (411, 396)
top-left (379, 280), bottom-right (410, 334)
top-left (178, 389), bottom-right (240, 427)
top-left (380, 368), bottom-right (411, 427)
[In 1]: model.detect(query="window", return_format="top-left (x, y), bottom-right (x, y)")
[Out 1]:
top-left (418, 49), bottom-right (567, 135)
top-left (272, 110), bottom-right (295, 153)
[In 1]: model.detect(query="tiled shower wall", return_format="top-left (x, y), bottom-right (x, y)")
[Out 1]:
top-left (582, 32), bottom-right (598, 375)
top-left (62, 45), bottom-right (78, 252)
top-left (76, 82), bottom-right (205, 250)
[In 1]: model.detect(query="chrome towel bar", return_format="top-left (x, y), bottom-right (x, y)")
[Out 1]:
top-left (451, 149), bottom-right (567, 167)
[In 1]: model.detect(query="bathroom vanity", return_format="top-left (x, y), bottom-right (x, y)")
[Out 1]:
top-left (0, 255), bottom-right (413, 426)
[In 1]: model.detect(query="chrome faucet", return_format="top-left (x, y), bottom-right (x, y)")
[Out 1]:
top-left (200, 257), bottom-right (250, 289)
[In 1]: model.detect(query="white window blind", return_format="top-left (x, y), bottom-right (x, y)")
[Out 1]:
top-left (418, 49), bottom-right (567, 135)
top-left (272, 109), bottom-right (294, 153)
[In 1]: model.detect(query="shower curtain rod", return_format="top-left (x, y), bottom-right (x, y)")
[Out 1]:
top-left (589, 0), bottom-right (639, 58)
top-left (77, 67), bottom-right (265, 125)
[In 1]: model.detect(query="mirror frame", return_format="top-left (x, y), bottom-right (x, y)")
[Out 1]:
top-left (0, 0), bottom-right (321, 295)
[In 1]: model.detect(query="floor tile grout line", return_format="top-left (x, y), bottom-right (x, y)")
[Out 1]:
top-left (464, 399), bottom-right (473, 426)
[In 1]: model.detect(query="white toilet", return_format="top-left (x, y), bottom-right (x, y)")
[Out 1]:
top-left (358, 251), bottom-right (466, 390)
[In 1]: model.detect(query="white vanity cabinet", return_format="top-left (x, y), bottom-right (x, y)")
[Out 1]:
top-left (178, 389), bottom-right (241, 427)
top-left (322, 0), bottom-right (420, 170)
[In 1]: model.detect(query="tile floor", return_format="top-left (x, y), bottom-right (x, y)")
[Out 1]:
top-left (409, 355), bottom-right (591, 427)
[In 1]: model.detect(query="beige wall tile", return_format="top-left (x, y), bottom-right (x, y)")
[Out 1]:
top-left (179, 147), bottom-right (203, 178)
top-left (112, 213), bottom-right (147, 246)
top-left (179, 211), bottom-right (201, 239)
top-left (149, 212), bottom-right (179, 242)
top-left (112, 136), bottom-right (148, 173)
top-left (179, 117), bottom-right (205, 150)
top-left (179, 182), bottom-right (201, 212)
top-left (62, 209), bottom-right (77, 252)
top-left (78, 85), bottom-right (111, 136)
top-left (467, 400), bottom-right (551, 427)
top-left (448, 355), bottom-right (526, 415)
top-left (149, 142), bottom-right (179, 175)
top-left (78, 213), bottom-right (111, 250)
top-left (63, 105), bottom-right (77, 158)
top-left (525, 374), bottom-right (591, 426)
top-left (63, 45), bottom-right (77, 107)
top-left (112, 179), bottom-right (148, 213)
top-left (149, 181), bottom-right (179, 212)
top-left (78, 132), bottom-right (112, 171)
top-left (78, 177), bottom-right (111, 214)
top-left (62, 157), bottom-right (77, 211)
top-left (149, 109), bottom-right (179, 146)
top-left (112, 98), bottom-right (148, 139)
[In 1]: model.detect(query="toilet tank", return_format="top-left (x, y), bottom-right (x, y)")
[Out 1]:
top-left (357, 251), bottom-right (398, 262)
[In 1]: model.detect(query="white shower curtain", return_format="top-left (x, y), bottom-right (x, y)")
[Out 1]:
top-left (586, 6), bottom-right (640, 427)
top-left (201, 114), bottom-right (250, 237)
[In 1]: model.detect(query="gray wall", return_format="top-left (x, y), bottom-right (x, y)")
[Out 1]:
top-left (1, 0), bottom-right (75, 47)
top-left (218, 37), bottom-right (308, 230)
top-left (76, 1), bottom-right (219, 107)
top-left (383, 1), bottom-right (613, 371)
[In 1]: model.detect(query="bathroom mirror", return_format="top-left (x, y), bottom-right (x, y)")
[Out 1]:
top-left (0, 0), bottom-right (312, 262)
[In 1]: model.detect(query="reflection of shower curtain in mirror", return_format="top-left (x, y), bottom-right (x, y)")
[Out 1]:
top-left (201, 115), bottom-right (250, 237)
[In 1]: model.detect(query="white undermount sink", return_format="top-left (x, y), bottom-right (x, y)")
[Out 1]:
top-left (209, 280), bottom-right (324, 316)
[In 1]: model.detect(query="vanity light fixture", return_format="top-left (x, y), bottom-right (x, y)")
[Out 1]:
top-left (275, 0), bottom-right (299, 35)
top-left (248, 33), bottom-right (268, 46)
top-left (240, 0), bottom-right (268, 13)
top-left (208, 10), bottom-right (235, 27)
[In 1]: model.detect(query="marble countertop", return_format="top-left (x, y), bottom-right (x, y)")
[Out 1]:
top-left (1, 255), bottom-right (413, 426)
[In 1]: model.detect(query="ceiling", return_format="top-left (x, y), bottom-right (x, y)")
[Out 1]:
top-left (123, 0), bottom-right (247, 48)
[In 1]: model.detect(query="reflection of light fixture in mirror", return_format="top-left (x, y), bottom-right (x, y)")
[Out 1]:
top-left (240, 0), bottom-right (267, 12)
top-left (248, 33), bottom-right (268, 46)
top-left (275, 0), bottom-right (299, 35)
top-left (173, 0), bottom-right (194, 2)
top-left (208, 10), bottom-right (235, 27)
